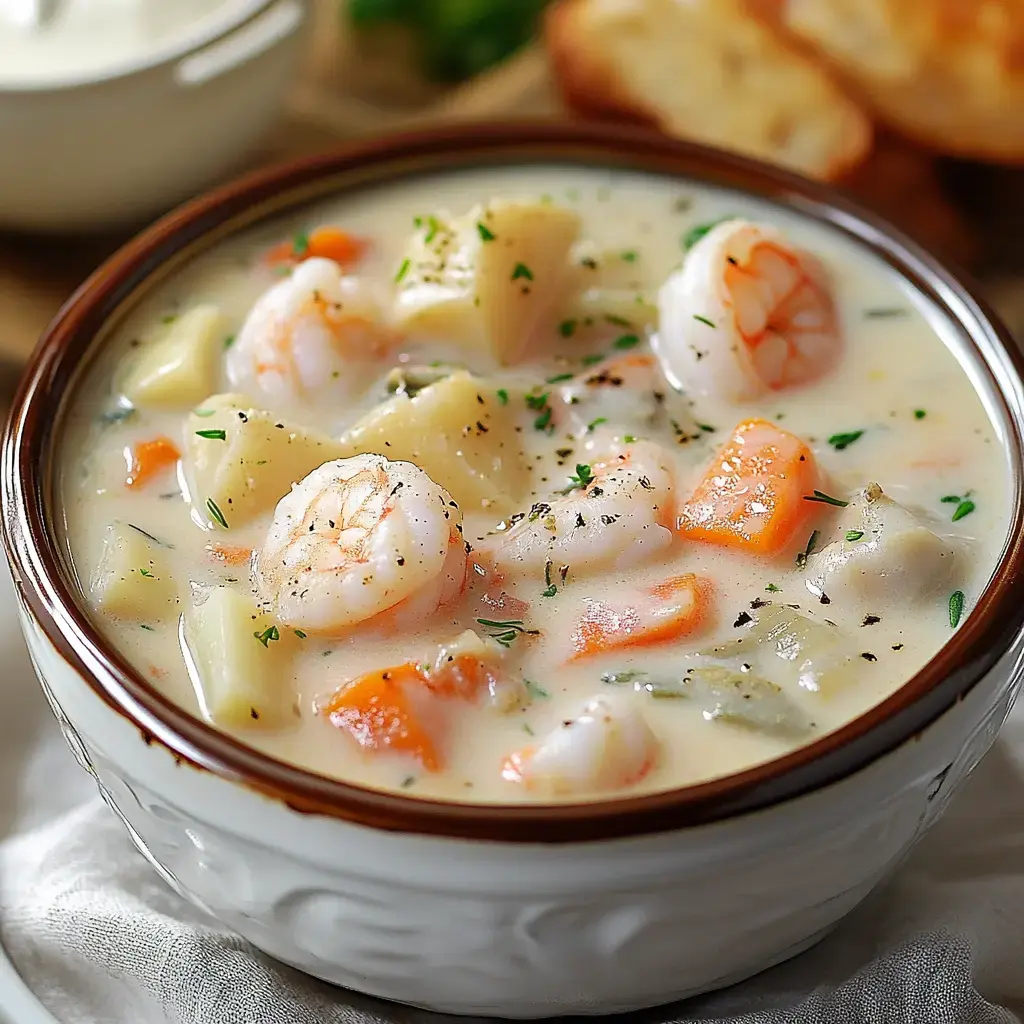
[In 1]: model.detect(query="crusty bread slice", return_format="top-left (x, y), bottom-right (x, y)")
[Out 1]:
top-left (544, 0), bottom-right (872, 181)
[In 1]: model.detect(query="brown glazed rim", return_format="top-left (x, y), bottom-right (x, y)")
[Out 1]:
top-left (5, 121), bottom-right (1024, 843)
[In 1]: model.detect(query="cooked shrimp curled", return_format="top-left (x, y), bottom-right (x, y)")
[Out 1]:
top-left (255, 454), bottom-right (467, 635)
top-left (654, 219), bottom-right (840, 401)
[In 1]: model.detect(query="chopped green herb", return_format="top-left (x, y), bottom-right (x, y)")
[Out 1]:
top-left (613, 334), bottom-right (640, 350)
top-left (864, 307), bottom-right (908, 319)
top-left (845, 530), bottom-right (865, 542)
top-left (394, 258), bottom-right (411, 284)
top-left (292, 231), bottom-right (310, 257)
top-left (692, 314), bottom-right (716, 328)
top-left (139, 568), bottom-right (154, 577)
top-left (223, 334), bottom-right (236, 350)
top-left (475, 617), bottom-right (540, 648)
top-left (795, 529), bottom-right (820, 568)
top-left (581, 353), bottom-right (605, 366)
top-left (765, 582), bottom-right (781, 592)
top-left (682, 218), bottom-right (730, 251)
top-left (696, 422), bottom-right (716, 433)
top-left (828, 430), bottom-right (864, 451)
top-left (254, 625), bottom-right (280, 647)
top-left (587, 417), bottom-right (607, 432)
top-left (803, 490), bottom-right (849, 508)
top-left (534, 406), bottom-right (553, 432)
top-left (949, 590), bottom-right (965, 628)
top-left (914, 409), bottom-right (927, 419)
top-left (623, 434), bottom-right (637, 444)
top-left (511, 262), bottom-right (534, 282)
top-left (160, 314), bottom-right (177, 325)
top-left (127, 523), bottom-right (173, 550)
top-left (525, 391), bottom-right (550, 411)
top-left (522, 723), bottom-right (535, 736)
top-left (496, 388), bottom-right (509, 405)
top-left (294, 629), bottom-right (307, 639)
top-left (476, 222), bottom-right (496, 242)
top-left (206, 498), bottom-right (229, 529)
top-left (559, 319), bottom-right (577, 338)
top-left (546, 372), bottom-right (574, 384)
top-left (195, 429), bottom-right (227, 440)
top-left (423, 216), bottom-right (440, 244)
top-left (139, 624), bottom-right (155, 631)
top-left (951, 499), bottom-right (976, 522)
top-left (541, 584), bottom-right (557, 598)
top-left (621, 250), bottom-right (638, 262)
top-left (940, 495), bottom-right (962, 503)
top-left (525, 679), bottom-right (550, 699)
top-left (605, 314), bottom-right (632, 328)
top-left (562, 463), bottom-right (594, 493)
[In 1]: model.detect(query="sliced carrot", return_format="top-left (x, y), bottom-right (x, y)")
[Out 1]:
top-left (569, 573), bottom-right (711, 662)
top-left (264, 226), bottom-right (369, 268)
top-left (206, 543), bottom-right (253, 566)
top-left (124, 437), bottom-right (180, 490)
top-left (676, 418), bottom-right (818, 556)
top-left (321, 663), bottom-right (440, 771)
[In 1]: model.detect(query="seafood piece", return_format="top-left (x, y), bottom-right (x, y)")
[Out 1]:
top-left (482, 438), bottom-right (675, 580)
top-left (654, 219), bottom-right (840, 400)
top-left (255, 455), bottom-right (467, 635)
top-left (553, 353), bottom-right (666, 435)
top-left (602, 666), bottom-right (811, 737)
top-left (502, 694), bottom-right (657, 795)
top-left (226, 257), bottom-right (391, 404)
top-left (430, 629), bottom-right (527, 712)
top-left (808, 482), bottom-right (958, 608)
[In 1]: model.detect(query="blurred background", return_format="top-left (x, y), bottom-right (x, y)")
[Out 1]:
top-left (2, 0), bottom-right (1023, 372)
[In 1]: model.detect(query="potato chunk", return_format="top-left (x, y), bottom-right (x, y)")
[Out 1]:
top-left (336, 372), bottom-right (529, 512)
top-left (808, 482), bottom-right (957, 608)
top-left (89, 522), bottom-right (177, 622)
top-left (183, 586), bottom-right (297, 729)
top-left (183, 394), bottom-right (345, 527)
top-left (393, 200), bottom-right (581, 365)
top-left (121, 305), bottom-right (226, 409)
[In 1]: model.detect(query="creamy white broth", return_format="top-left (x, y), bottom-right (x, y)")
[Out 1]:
top-left (59, 165), bottom-right (1008, 803)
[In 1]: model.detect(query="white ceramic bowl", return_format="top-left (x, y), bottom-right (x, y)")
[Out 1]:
top-left (0, 0), bottom-right (308, 232)
top-left (5, 124), bottom-right (1024, 1017)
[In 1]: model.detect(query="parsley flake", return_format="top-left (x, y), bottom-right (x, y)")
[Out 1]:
top-left (477, 222), bottom-right (496, 241)
top-left (803, 490), bottom-right (849, 507)
top-left (511, 262), bottom-right (534, 282)
top-left (613, 334), bottom-right (640, 350)
top-left (292, 231), bottom-right (310, 257)
top-left (828, 430), bottom-right (864, 451)
top-left (195, 429), bottom-right (226, 440)
top-left (845, 530), bottom-right (865, 542)
top-left (559, 319), bottom-right (577, 338)
top-left (394, 258), bottom-right (411, 284)
top-left (693, 314), bottom-right (716, 328)
top-left (496, 388), bottom-right (509, 405)
top-left (206, 498), bottom-right (229, 529)
top-left (795, 529), bottom-right (820, 568)
top-left (949, 590), bottom-right (965, 628)
top-left (254, 625), bottom-right (280, 647)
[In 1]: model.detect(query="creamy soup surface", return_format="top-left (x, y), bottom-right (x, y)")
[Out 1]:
top-left (60, 165), bottom-right (1009, 803)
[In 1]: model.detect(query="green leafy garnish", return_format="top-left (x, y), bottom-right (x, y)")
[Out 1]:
top-left (534, 406), bottom-right (553, 432)
top-left (525, 391), bottom-right (549, 411)
top-left (496, 388), bottom-right (508, 405)
top-left (254, 625), bottom-right (280, 647)
top-left (423, 215), bottom-right (441, 244)
top-left (195, 429), bottom-right (227, 440)
top-left (525, 679), bottom-right (550, 699)
top-left (160, 314), bottom-right (177, 325)
top-left (613, 334), bottom-right (640, 350)
top-left (223, 334), bottom-right (236, 350)
top-left (139, 568), bottom-right (154, 578)
top-left (765, 582), bottom-right (781, 592)
top-left (845, 530), bottom-right (865, 542)
top-left (559, 319), bottom-right (577, 338)
top-left (795, 529), bottom-right (820, 569)
top-left (541, 584), bottom-right (557, 598)
top-left (511, 262), bottom-right (533, 281)
top-left (682, 218), bottom-right (730, 251)
top-left (914, 409), bottom-right (926, 419)
top-left (951, 499), bottom-right (976, 522)
top-left (605, 314), bottom-right (632, 328)
top-left (562, 463), bottom-right (594, 492)
top-left (477, 222), bottom-right (496, 241)
top-left (546, 372), bottom-right (574, 384)
top-left (139, 624), bottom-right (155, 631)
top-left (294, 629), bottom-right (307, 639)
top-left (475, 617), bottom-right (540, 647)
top-left (206, 498), bottom-right (229, 529)
top-left (292, 231), bottom-right (310, 257)
top-left (949, 590), bottom-right (965, 628)
top-left (828, 430), bottom-right (864, 451)
top-left (127, 523), bottom-right (173, 550)
top-left (693, 315), bottom-right (716, 328)
top-left (587, 417), bottom-right (607, 432)
top-left (623, 434), bottom-right (637, 444)
top-left (581, 353), bottom-right (605, 366)
top-left (803, 490), bottom-right (849, 508)
top-left (394, 258), bottom-right (411, 284)
top-left (864, 307), bottom-right (908, 319)
top-left (621, 250), bottom-right (638, 262)
top-left (940, 495), bottom-right (961, 503)
top-left (696, 422), bottom-right (716, 433)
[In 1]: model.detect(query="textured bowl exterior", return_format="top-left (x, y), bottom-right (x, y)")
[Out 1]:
top-left (0, 0), bottom-right (307, 232)
top-left (16, 597), bottom-right (1024, 1016)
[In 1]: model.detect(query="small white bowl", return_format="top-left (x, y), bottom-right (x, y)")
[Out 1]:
top-left (5, 124), bottom-right (1024, 1017)
top-left (0, 0), bottom-right (309, 232)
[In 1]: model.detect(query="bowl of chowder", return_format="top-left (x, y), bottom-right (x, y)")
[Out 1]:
top-left (5, 123), bottom-right (1024, 1018)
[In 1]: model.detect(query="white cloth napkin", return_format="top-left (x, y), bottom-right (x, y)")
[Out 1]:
top-left (2, 572), bottom-right (1024, 1023)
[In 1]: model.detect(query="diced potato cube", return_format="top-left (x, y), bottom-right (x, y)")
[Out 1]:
top-left (393, 200), bottom-right (581, 365)
top-left (809, 482), bottom-right (958, 608)
top-left (183, 394), bottom-right (345, 527)
top-left (121, 305), bottom-right (227, 409)
top-left (183, 586), bottom-right (297, 729)
top-left (89, 522), bottom-right (178, 621)
top-left (336, 372), bottom-right (530, 512)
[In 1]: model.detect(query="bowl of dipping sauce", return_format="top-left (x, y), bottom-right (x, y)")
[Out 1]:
top-left (0, 0), bottom-right (308, 232)
top-left (4, 122), bottom-right (1024, 1016)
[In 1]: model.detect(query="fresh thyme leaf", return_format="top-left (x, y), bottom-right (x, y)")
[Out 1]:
top-left (864, 307), bottom-right (908, 319)
top-left (581, 353), bottom-right (605, 366)
top-left (620, 250), bottom-right (638, 262)
top-left (254, 625), bottom-right (280, 647)
top-left (845, 530), bottom-right (865, 542)
top-left (803, 490), bottom-right (849, 507)
top-left (605, 314), bottom-right (632, 327)
top-left (394, 258), bottom-right (411, 284)
top-left (223, 334), bottom-right (236, 350)
top-left (534, 406), bottom-right (553, 432)
top-left (511, 262), bottom-right (533, 282)
top-left (423, 215), bottom-right (440, 244)
top-left (496, 388), bottom-right (509, 405)
top-left (949, 590), bottom-right (965, 628)
top-left (139, 568), bottom-right (153, 577)
top-left (206, 498), bottom-right (229, 529)
top-left (693, 314), bottom-right (716, 328)
top-left (525, 679), bottom-right (550, 699)
top-left (546, 372), bottom-right (574, 384)
top-left (561, 463), bottom-right (594, 493)
top-left (559, 319), bottom-right (577, 338)
top-left (613, 334), bottom-right (640, 350)
top-left (795, 529), bottom-right (820, 568)
top-left (525, 392), bottom-right (550, 411)
top-left (127, 523), bottom-right (173, 550)
top-left (195, 429), bottom-right (227, 440)
top-left (476, 222), bottom-right (496, 241)
top-left (696, 422), bottom-right (715, 433)
top-left (940, 495), bottom-right (962, 503)
top-left (765, 582), bottom-right (781, 592)
top-left (294, 629), bottom-right (307, 639)
top-left (139, 624), bottom-right (155, 631)
top-left (475, 617), bottom-right (539, 647)
top-left (587, 417), bottom-right (607, 432)
top-left (828, 430), bottom-right (864, 451)
top-left (541, 584), bottom-right (557, 598)
top-left (952, 499), bottom-right (976, 522)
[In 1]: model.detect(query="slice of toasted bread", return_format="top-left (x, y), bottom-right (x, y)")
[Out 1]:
top-left (544, 0), bottom-right (872, 181)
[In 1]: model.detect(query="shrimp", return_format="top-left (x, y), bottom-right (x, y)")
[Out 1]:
top-left (654, 219), bottom-right (840, 401)
top-left (481, 438), bottom-right (675, 581)
top-left (502, 694), bottom-right (657, 795)
top-left (553, 353), bottom-right (665, 434)
top-left (254, 454), bottom-right (467, 635)
top-left (226, 257), bottom-right (392, 404)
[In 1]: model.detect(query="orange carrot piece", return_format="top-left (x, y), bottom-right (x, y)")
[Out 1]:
top-left (569, 573), bottom-right (711, 662)
top-left (676, 418), bottom-right (818, 556)
top-left (206, 543), bottom-right (253, 566)
top-left (124, 437), bottom-right (180, 490)
top-left (321, 664), bottom-right (441, 771)
top-left (265, 226), bottom-right (369, 268)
